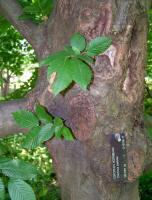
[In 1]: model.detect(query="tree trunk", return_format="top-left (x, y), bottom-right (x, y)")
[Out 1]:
top-left (0, 0), bottom-right (151, 199)
top-left (0, 70), bottom-right (11, 97)
top-left (45, 1), bottom-right (149, 199)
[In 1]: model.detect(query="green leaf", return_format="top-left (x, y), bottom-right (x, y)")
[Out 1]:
top-left (64, 46), bottom-right (76, 56)
top-left (39, 51), bottom-right (70, 67)
top-left (35, 104), bottom-right (52, 123)
top-left (8, 179), bottom-right (36, 200)
top-left (51, 64), bottom-right (73, 96)
top-left (70, 58), bottom-right (92, 90)
top-left (40, 39), bottom-right (93, 95)
top-left (72, 47), bottom-right (80, 55)
top-left (0, 160), bottom-right (37, 180)
top-left (0, 144), bottom-right (8, 155)
top-left (37, 123), bottom-right (54, 143)
top-left (47, 56), bottom-right (92, 95)
top-left (0, 157), bottom-right (12, 165)
top-left (0, 16), bottom-right (11, 35)
top-left (22, 126), bottom-right (41, 149)
top-left (12, 110), bottom-right (39, 129)
top-left (0, 178), bottom-right (5, 200)
top-left (18, 14), bottom-right (35, 20)
top-left (0, 78), bottom-right (3, 85)
top-left (55, 131), bottom-right (62, 139)
top-left (53, 118), bottom-right (63, 139)
top-left (86, 37), bottom-right (112, 56)
top-left (62, 127), bottom-right (74, 140)
top-left (147, 127), bottom-right (152, 140)
top-left (38, 0), bottom-right (53, 16)
top-left (54, 118), bottom-right (63, 132)
top-left (70, 33), bottom-right (86, 51)
top-left (77, 55), bottom-right (95, 64)
top-left (23, 5), bottom-right (41, 14)
top-left (46, 54), bottom-right (73, 95)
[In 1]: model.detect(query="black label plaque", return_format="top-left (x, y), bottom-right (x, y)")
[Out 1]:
top-left (110, 133), bottom-right (128, 182)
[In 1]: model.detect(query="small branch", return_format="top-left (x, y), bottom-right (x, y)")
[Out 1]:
top-left (0, 0), bottom-right (38, 49)
top-left (145, 80), bottom-right (152, 98)
top-left (0, 98), bottom-right (28, 137)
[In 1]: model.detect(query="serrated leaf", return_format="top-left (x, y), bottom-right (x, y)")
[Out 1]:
top-left (35, 104), bottom-right (52, 123)
top-left (0, 160), bottom-right (37, 180)
top-left (46, 54), bottom-right (74, 95)
top-left (22, 126), bottom-right (41, 149)
top-left (40, 45), bottom-right (93, 95)
top-left (54, 118), bottom-right (63, 132)
top-left (48, 57), bottom-right (92, 95)
top-left (39, 51), bottom-right (70, 67)
top-left (37, 123), bottom-right (54, 143)
top-left (55, 131), bottom-right (62, 139)
top-left (62, 127), bottom-right (74, 141)
top-left (0, 178), bottom-right (5, 200)
top-left (12, 110), bottom-right (39, 129)
top-left (51, 62), bottom-right (73, 95)
top-left (70, 58), bottom-right (92, 90)
top-left (0, 157), bottom-right (11, 165)
top-left (53, 118), bottom-right (63, 139)
top-left (86, 37), bottom-right (112, 56)
top-left (8, 179), bottom-right (36, 200)
top-left (77, 55), bottom-right (95, 64)
top-left (70, 33), bottom-right (86, 51)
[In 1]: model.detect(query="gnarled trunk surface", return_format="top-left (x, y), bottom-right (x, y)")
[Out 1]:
top-left (0, 0), bottom-right (151, 199)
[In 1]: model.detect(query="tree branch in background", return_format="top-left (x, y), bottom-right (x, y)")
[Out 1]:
top-left (0, 0), bottom-right (38, 48)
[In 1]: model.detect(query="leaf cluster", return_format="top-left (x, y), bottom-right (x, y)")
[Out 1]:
top-left (18, 0), bottom-right (54, 24)
top-left (0, 157), bottom-right (37, 200)
top-left (40, 33), bottom-right (112, 96)
top-left (12, 104), bottom-right (74, 150)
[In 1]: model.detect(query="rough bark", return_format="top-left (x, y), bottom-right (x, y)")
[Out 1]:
top-left (0, 0), bottom-right (152, 199)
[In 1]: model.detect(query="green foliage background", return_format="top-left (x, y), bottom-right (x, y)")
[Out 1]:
top-left (0, 134), bottom-right (60, 200)
top-left (139, 11), bottom-right (152, 200)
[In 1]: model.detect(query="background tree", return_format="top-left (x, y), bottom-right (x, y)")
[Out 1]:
top-left (0, 18), bottom-right (36, 98)
top-left (0, 0), bottom-right (152, 200)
